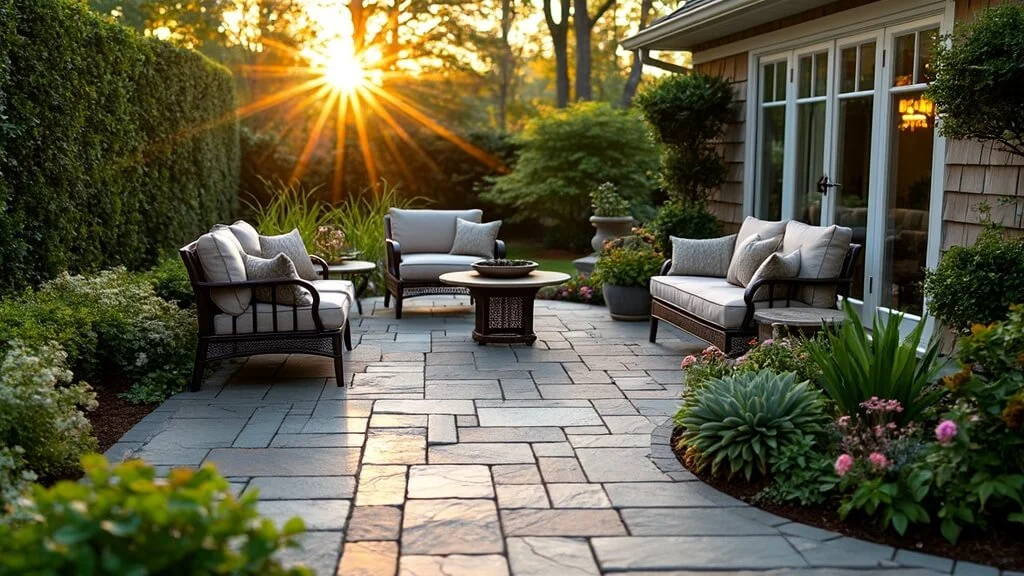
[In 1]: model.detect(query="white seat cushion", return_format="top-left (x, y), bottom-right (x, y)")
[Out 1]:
top-left (399, 253), bottom-right (480, 281)
top-left (390, 208), bottom-right (483, 254)
top-left (213, 289), bottom-right (351, 334)
top-left (311, 279), bottom-right (356, 301)
top-left (782, 221), bottom-right (853, 307)
top-left (650, 275), bottom-right (807, 329)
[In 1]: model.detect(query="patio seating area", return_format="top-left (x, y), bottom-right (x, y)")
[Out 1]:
top-left (108, 296), bottom-right (971, 575)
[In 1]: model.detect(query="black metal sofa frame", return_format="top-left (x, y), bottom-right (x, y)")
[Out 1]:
top-left (649, 244), bottom-right (862, 355)
top-left (383, 214), bottom-right (506, 319)
top-left (181, 242), bottom-right (352, 392)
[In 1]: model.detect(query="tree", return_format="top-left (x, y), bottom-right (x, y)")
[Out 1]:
top-left (543, 0), bottom-right (571, 107)
top-left (573, 0), bottom-right (615, 102)
top-left (620, 0), bottom-right (653, 106)
top-left (482, 102), bottom-right (660, 249)
top-left (928, 3), bottom-right (1024, 158)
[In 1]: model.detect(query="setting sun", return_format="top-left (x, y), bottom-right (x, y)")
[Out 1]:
top-left (316, 39), bottom-right (369, 93)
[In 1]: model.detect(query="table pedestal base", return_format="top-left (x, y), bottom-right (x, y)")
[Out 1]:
top-left (470, 287), bottom-right (541, 345)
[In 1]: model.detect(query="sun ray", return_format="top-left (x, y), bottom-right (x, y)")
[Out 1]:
top-left (374, 114), bottom-right (419, 193)
top-left (291, 89), bottom-right (340, 184)
top-left (349, 89), bottom-right (379, 191)
top-left (235, 77), bottom-right (327, 119)
top-left (332, 91), bottom-right (350, 203)
top-left (359, 92), bottom-right (440, 174)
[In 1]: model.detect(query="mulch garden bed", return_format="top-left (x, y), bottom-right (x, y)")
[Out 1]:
top-left (86, 382), bottom-right (159, 454)
top-left (671, 427), bottom-right (1024, 571)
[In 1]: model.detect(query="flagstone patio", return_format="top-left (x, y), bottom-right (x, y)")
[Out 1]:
top-left (108, 296), bottom-right (987, 575)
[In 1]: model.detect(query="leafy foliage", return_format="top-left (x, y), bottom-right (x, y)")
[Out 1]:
top-left (0, 269), bottom-right (197, 404)
top-left (675, 370), bottom-right (830, 480)
top-left (483, 102), bottom-right (660, 249)
top-left (634, 73), bottom-right (734, 204)
top-left (0, 446), bottom-right (35, 520)
top-left (147, 255), bottom-right (195, 309)
top-left (0, 455), bottom-right (311, 575)
top-left (923, 223), bottom-right (1024, 333)
top-left (680, 345), bottom-right (733, 394)
top-left (804, 301), bottom-right (944, 424)
top-left (590, 182), bottom-right (631, 217)
top-left (735, 336), bottom-right (824, 385)
top-left (0, 0), bottom-right (239, 293)
top-left (648, 200), bottom-right (722, 255)
top-left (538, 275), bottom-right (603, 305)
top-left (593, 232), bottom-right (663, 288)
top-left (0, 342), bottom-right (97, 482)
top-left (758, 434), bottom-right (838, 506)
top-left (928, 3), bottom-right (1024, 157)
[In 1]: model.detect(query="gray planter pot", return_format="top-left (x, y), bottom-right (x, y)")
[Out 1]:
top-left (589, 215), bottom-right (634, 253)
top-left (603, 283), bottom-right (651, 321)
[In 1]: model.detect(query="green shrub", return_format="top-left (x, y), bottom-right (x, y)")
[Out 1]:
top-left (482, 102), bottom-right (660, 250)
top-left (590, 182), bottom-right (631, 217)
top-left (804, 301), bottom-right (944, 424)
top-left (538, 275), bottom-right (603, 305)
top-left (736, 335), bottom-right (823, 386)
top-left (757, 434), bottom-right (838, 507)
top-left (0, 342), bottom-right (97, 482)
top-left (147, 255), bottom-right (195, 309)
top-left (0, 455), bottom-right (310, 575)
top-left (924, 223), bottom-right (1024, 333)
top-left (649, 200), bottom-right (722, 255)
top-left (0, 269), bottom-right (197, 404)
top-left (593, 233), bottom-right (664, 288)
top-left (928, 3), bottom-right (1024, 158)
top-left (634, 73), bottom-right (734, 204)
top-left (1, 446), bottom-right (36, 519)
top-left (675, 370), bottom-right (830, 480)
top-left (0, 0), bottom-right (239, 293)
top-left (680, 345), bottom-right (734, 394)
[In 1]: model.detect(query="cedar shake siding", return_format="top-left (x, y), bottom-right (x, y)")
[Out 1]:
top-left (695, 54), bottom-right (748, 233)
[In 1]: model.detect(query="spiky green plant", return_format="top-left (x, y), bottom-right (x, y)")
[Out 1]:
top-left (245, 179), bottom-right (333, 254)
top-left (803, 300), bottom-right (944, 424)
top-left (675, 370), bottom-right (829, 480)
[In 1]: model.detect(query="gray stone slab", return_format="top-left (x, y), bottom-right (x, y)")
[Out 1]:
top-left (893, 549), bottom-right (954, 572)
top-left (567, 434), bottom-right (650, 448)
top-left (507, 537), bottom-right (601, 576)
top-left (492, 464), bottom-right (543, 485)
top-left (429, 443), bottom-right (535, 464)
top-left (275, 530), bottom-right (343, 576)
top-left (346, 505), bottom-right (402, 541)
top-left (621, 508), bottom-right (779, 536)
top-left (204, 448), bottom-right (360, 476)
top-left (953, 561), bottom-right (1000, 575)
top-left (426, 380), bottom-right (502, 399)
top-left (298, 417), bottom-right (368, 434)
top-left (269, 433), bottom-right (365, 447)
top-left (374, 399), bottom-right (476, 414)
top-left (477, 407), bottom-right (603, 427)
top-left (427, 414), bottom-right (457, 445)
top-left (363, 428), bottom-right (426, 465)
top-left (601, 415), bottom-right (657, 434)
top-left (532, 442), bottom-right (575, 457)
top-left (370, 414), bottom-right (428, 428)
top-left (538, 385), bottom-right (624, 399)
top-left (399, 554), bottom-right (510, 576)
top-left (592, 536), bottom-right (808, 571)
top-left (476, 399), bottom-right (592, 408)
top-left (356, 465), bottom-right (407, 506)
top-left (133, 447), bottom-right (210, 466)
top-left (495, 483), bottom-right (550, 509)
top-left (575, 448), bottom-right (670, 482)
top-left (144, 418), bottom-right (246, 450)
top-left (245, 476), bottom-right (356, 499)
top-left (402, 499), bottom-right (503, 555)
top-left (547, 483), bottom-right (611, 508)
top-left (501, 509), bottom-right (627, 536)
top-left (408, 465), bottom-right (494, 499)
top-left (351, 372), bottom-right (424, 394)
top-left (787, 535), bottom-right (896, 568)
top-left (591, 398), bottom-right (640, 415)
top-left (256, 499), bottom-right (350, 530)
top-left (537, 457), bottom-right (588, 483)
top-left (337, 541), bottom-right (398, 575)
top-left (427, 365), bottom-right (530, 380)
top-left (310, 399), bottom-right (374, 418)
top-left (458, 427), bottom-right (566, 443)
top-left (604, 482), bottom-right (718, 507)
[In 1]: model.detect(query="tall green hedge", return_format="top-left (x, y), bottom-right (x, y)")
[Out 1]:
top-left (0, 0), bottom-right (239, 291)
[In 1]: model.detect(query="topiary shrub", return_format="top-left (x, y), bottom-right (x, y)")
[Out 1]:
top-left (928, 3), bottom-right (1024, 158)
top-left (0, 455), bottom-right (311, 575)
top-left (649, 200), bottom-right (721, 255)
top-left (924, 222), bottom-right (1024, 333)
top-left (675, 370), bottom-right (829, 480)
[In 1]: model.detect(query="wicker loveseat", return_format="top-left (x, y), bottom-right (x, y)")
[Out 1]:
top-left (649, 217), bottom-right (861, 355)
top-left (180, 222), bottom-right (355, 391)
top-left (384, 208), bottom-right (506, 319)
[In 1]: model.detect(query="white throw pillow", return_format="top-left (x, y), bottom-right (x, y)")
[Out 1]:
top-left (668, 235), bottom-right (736, 277)
top-left (748, 249), bottom-right (801, 301)
top-left (243, 253), bottom-right (313, 306)
top-left (782, 221), bottom-right (853, 307)
top-left (733, 216), bottom-right (787, 263)
top-left (727, 234), bottom-right (782, 287)
top-left (197, 229), bottom-right (251, 316)
top-left (211, 220), bottom-right (261, 256)
top-left (260, 229), bottom-right (318, 281)
top-left (450, 218), bottom-right (501, 259)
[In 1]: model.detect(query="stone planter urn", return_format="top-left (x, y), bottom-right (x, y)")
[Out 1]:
top-left (589, 215), bottom-right (634, 253)
top-left (603, 283), bottom-right (651, 321)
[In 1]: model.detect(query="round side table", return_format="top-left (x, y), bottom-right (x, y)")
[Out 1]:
top-left (753, 307), bottom-right (846, 341)
top-left (439, 270), bottom-right (570, 345)
top-left (323, 260), bottom-right (376, 314)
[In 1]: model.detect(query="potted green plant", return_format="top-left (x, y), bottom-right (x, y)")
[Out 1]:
top-left (594, 230), bottom-right (664, 320)
top-left (589, 182), bottom-right (635, 253)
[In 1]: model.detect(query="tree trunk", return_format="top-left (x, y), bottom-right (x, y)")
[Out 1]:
top-left (498, 0), bottom-right (514, 129)
top-left (573, 0), bottom-right (591, 101)
top-left (544, 0), bottom-right (571, 108)
top-left (620, 0), bottom-right (653, 107)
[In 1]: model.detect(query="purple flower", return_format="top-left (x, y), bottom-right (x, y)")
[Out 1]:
top-left (935, 420), bottom-right (958, 445)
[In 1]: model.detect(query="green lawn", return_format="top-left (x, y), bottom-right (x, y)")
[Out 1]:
top-left (505, 243), bottom-right (580, 276)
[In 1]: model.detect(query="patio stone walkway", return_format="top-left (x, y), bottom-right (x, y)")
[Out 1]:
top-left (109, 296), bottom-right (1002, 576)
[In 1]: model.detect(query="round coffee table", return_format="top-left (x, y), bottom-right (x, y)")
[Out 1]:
top-left (439, 270), bottom-right (570, 345)
top-left (322, 260), bottom-right (376, 314)
top-left (753, 307), bottom-right (847, 341)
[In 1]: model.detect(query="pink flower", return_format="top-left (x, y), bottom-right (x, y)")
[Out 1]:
top-left (837, 415), bottom-right (851, 428)
top-left (762, 338), bottom-right (774, 346)
top-left (868, 452), bottom-right (890, 470)
top-left (834, 454), bottom-right (854, 477)
top-left (681, 355), bottom-right (697, 369)
top-left (935, 420), bottom-right (958, 445)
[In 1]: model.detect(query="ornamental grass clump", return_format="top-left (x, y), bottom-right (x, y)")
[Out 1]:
top-left (675, 370), bottom-right (830, 480)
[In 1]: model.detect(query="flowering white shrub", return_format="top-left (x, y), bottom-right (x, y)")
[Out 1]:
top-left (0, 342), bottom-right (97, 481)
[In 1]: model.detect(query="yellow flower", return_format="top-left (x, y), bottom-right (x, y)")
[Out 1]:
top-left (943, 364), bottom-right (973, 391)
top-left (970, 323), bottom-right (989, 336)
top-left (1002, 395), bottom-right (1024, 430)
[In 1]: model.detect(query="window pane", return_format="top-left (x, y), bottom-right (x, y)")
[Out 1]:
top-left (795, 101), bottom-right (827, 224)
top-left (859, 42), bottom-right (875, 90)
top-left (893, 33), bottom-right (915, 87)
top-left (840, 47), bottom-right (857, 93)
top-left (759, 107), bottom-right (786, 220)
top-left (762, 63), bottom-right (775, 102)
top-left (814, 52), bottom-right (828, 96)
top-left (834, 96), bottom-right (874, 301)
top-left (916, 27), bottom-right (939, 83)
top-left (798, 56), bottom-right (812, 98)
top-left (775, 62), bottom-right (788, 101)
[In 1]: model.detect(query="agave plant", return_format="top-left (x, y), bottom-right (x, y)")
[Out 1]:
top-left (675, 370), bottom-right (829, 480)
top-left (803, 300), bottom-right (944, 424)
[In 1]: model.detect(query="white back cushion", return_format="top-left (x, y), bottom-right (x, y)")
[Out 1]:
top-left (733, 216), bottom-right (787, 262)
top-left (782, 220), bottom-right (853, 307)
top-left (197, 229), bottom-right (250, 316)
top-left (211, 220), bottom-right (261, 256)
top-left (390, 208), bottom-right (483, 254)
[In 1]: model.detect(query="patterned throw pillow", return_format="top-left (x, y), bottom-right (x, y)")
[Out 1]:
top-left (748, 249), bottom-right (802, 301)
top-left (259, 229), bottom-right (318, 280)
top-left (243, 253), bottom-right (313, 306)
top-left (450, 218), bottom-right (501, 258)
top-left (668, 234), bottom-right (736, 277)
top-left (727, 234), bottom-right (783, 287)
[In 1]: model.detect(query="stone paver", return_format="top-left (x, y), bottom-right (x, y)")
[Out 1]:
top-left (123, 296), bottom-right (989, 575)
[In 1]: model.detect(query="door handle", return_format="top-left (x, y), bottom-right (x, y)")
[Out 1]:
top-left (817, 175), bottom-right (842, 196)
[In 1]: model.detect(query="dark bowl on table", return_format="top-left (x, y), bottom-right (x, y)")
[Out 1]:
top-left (472, 259), bottom-right (538, 279)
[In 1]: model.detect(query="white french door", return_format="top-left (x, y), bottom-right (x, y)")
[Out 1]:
top-left (750, 14), bottom-right (946, 331)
